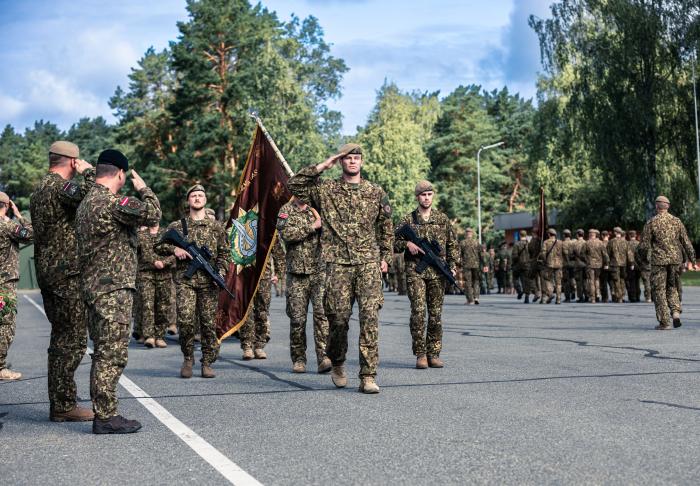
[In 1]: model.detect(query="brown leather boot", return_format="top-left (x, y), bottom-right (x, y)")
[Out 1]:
top-left (50, 405), bottom-right (94, 422)
top-left (242, 347), bottom-right (254, 360)
top-left (358, 376), bottom-right (379, 394)
top-left (155, 338), bottom-right (167, 348)
top-left (292, 361), bottom-right (306, 373)
top-left (428, 356), bottom-right (444, 368)
top-left (331, 365), bottom-right (347, 388)
top-left (317, 357), bottom-right (332, 374)
top-left (180, 357), bottom-right (194, 378)
top-left (144, 337), bottom-right (155, 348)
top-left (166, 324), bottom-right (177, 335)
top-left (416, 355), bottom-right (428, 369)
top-left (254, 348), bottom-right (267, 359)
top-left (0, 368), bottom-right (22, 380)
top-left (201, 364), bottom-right (215, 378)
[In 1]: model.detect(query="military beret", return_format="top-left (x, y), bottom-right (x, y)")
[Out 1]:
top-left (414, 180), bottom-right (434, 196)
top-left (519, 229), bottom-right (528, 236)
top-left (563, 229), bottom-right (571, 236)
top-left (0, 191), bottom-right (9, 204)
top-left (49, 140), bottom-right (79, 158)
top-left (466, 227), bottom-right (474, 232)
top-left (576, 228), bottom-right (584, 235)
top-left (589, 228), bottom-right (599, 234)
top-left (613, 226), bottom-right (623, 234)
top-left (627, 229), bottom-right (637, 236)
top-left (547, 228), bottom-right (557, 236)
top-left (186, 184), bottom-right (206, 198)
top-left (655, 195), bottom-right (670, 204)
top-left (601, 230), bottom-right (609, 236)
top-left (338, 143), bottom-right (362, 157)
top-left (97, 149), bottom-right (128, 171)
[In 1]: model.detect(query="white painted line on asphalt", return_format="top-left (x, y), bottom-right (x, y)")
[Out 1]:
top-left (23, 295), bottom-right (263, 486)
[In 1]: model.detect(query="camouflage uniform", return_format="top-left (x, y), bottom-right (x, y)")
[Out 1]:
top-left (289, 165), bottom-right (393, 378)
top-left (395, 209), bottom-right (458, 358)
top-left (161, 217), bottom-right (228, 365)
top-left (511, 238), bottom-right (531, 297)
top-left (137, 229), bottom-right (176, 340)
top-left (539, 235), bottom-right (563, 303)
top-left (527, 238), bottom-right (543, 300)
top-left (607, 236), bottom-right (631, 302)
top-left (393, 253), bottom-right (407, 295)
top-left (460, 237), bottom-right (481, 303)
top-left (495, 246), bottom-right (509, 293)
top-left (638, 211), bottom-right (696, 328)
top-left (583, 236), bottom-right (609, 303)
top-left (0, 212), bottom-right (33, 371)
top-left (562, 236), bottom-right (576, 301)
top-left (635, 242), bottom-right (652, 302)
top-left (626, 235), bottom-right (642, 302)
top-left (572, 235), bottom-right (588, 301)
top-left (277, 202), bottom-right (328, 365)
top-left (30, 169), bottom-right (93, 412)
top-left (76, 183), bottom-right (161, 420)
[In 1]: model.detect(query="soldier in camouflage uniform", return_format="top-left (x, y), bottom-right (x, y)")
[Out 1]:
top-left (288, 143), bottom-right (393, 394)
top-left (276, 198), bottom-right (330, 374)
top-left (76, 149), bottom-right (161, 434)
top-left (626, 230), bottom-right (642, 302)
top-left (479, 246), bottom-right (490, 294)
top-left (393, 252), bottom-right (407, 295)
top-left (29, 141), bottom-right (95, 420)
top-left (0, 193), bottom-right (33, 381)
top-left (638, 196), bottom-right (697, 330)
top-left (599, 230), bottom-right (611, 303)
top-left (511, 230), bottom-right (531, 303)
top-left (137, 225), bottom-right (176, 348)
top-left (583, 229), bottom-right (609, 303)
top-left (488, 248), bottom-right (497, 291)
top-left (527, 233), bottom-right (543, 303)
top-left (634, 232), bottom-right (653, 303)
top-left (573, 229), bottom-right (588, 302)
top-left (395, 181), bottom-right (459, 369)
top-left (539, 228), bottom-right (563, 304)
top-left (561, 229), bottom-right (576, 302)
top-left (607, 227), bottom-right (631, 303)
top-left (460, 228), bottom-right (481, 304)
top-left (159, 185), bottom-right (228, 379)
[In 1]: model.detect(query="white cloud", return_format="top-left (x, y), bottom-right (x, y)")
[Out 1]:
top-left (0, 94), bottom-right (26, 120)
top-left (26, 69), bottom-right (106, 120)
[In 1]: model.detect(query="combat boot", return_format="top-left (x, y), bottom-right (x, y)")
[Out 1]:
top-left (672, 312), bottom-right (682, 328)
top-left (428, 356), bottom-right (444, 368)
top-left (144, 337), bottom-right (155, 348)
top-left (331, 365), bottom-right (347, 388)
top-left (524, 295), bottom-right (530, 304)
top-left (532, 295), bottom-right (539, 303)
top-left (201, 364), bottom-right (215, 378)
top-left (50, 405), bottom-right (94, 422)
top-left (166, 324), bottom-right (177, 335)
top-left (317, 357), bottom-right (332, 374)
top-left (254, 348), bottom-right (267, 359)
top-left (241, 347), bottom-right (254, 360)
top-left (155, 338), bottom-right (167, 348)
top-left (474, 299), bottom-right (479, 305)
top-left (415, 355), bottom-right (428, 369)
top-left (358, 376), bottom-right (379, 394)
top-left (292, 361), bottom-right (306, 373)
top-left (93, 415), bottom-right (142, 434)
top-left (517, 291), bottom-right (523, 300)
top-left (546, 296), bottom-right (554, 304)
top-left (180, 357), bottom-right (194, 379)
top-left (655, 324), bottom-right (672, 330)
top-left (0, 368), bottom-right (22, 380)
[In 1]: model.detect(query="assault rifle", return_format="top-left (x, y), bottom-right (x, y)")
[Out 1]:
top-left (159, 228), bottom-right (235, 300)
top-left (395, 224), bottom-right (464, 294)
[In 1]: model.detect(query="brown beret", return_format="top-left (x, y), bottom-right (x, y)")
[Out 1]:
top-left (414, 180), bottom-right (434, 196)
top-left (466, 227), bottom-right (474, 233)
top-left (589, 228), bottom-right (599, 234)
top-left (186, 184), bottom-right (206, 198)
top-left (655, 195), bottom-right (670, 204)
top-left (338, 143), bottom-right (362, 157)
top-left (576, 229), bottom-right (584, 235)
top-left (0, 192), bottom-right (9, 204)
top-left (627, 230), bottom-right (637, 236)
top-left (547, 228), bottom-right (557, 236)
top-left (49, 141), bottom-right (79, 158)
top-left (563, 229), bottom-right (571, 236)
top-left (613, 226), bottom-right (623, 234)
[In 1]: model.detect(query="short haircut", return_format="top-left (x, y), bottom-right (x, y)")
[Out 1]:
top-left (96, 164), bottom-right (121, 178)
top-left (49, 153), bottom-right (70, 167)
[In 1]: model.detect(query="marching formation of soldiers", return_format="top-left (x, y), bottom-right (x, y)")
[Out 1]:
top-left (0, 139), bottom-right (697, 434)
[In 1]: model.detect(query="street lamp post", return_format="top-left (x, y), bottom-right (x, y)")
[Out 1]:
top-left (692, 50), bottom-right (700, 207)
top-left (476, 141), bottom-right (505, 245)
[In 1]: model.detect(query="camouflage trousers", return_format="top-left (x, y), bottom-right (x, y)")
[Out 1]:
top-left (138, 272), bottom-right (175, 340)
top-left (463, 268), bottom-right (481, 303)
top-left (563, 267), bottom-right (576, 300)
top-left (87, 289), bottom-right (132, 420)
top-left (541, 267), bottom-right (562, 302)
top-left (286, 272), bottom-right (329, 365)
top-left (0, 281), bottom-right (17, 370)
top-left (324, 262), bottom-right (383, 378)
top-left (609, 266), bottom-right (627, 302)
top-left (496, 269), bottom-right (506, 292)
top-left (586, 268), bottom-right (602, 301)
top-left (43, 277), bottom-right (88, 413)
top-left (575, 267), bottom-right (587, 300)
top-left (651, 265), bottom-right (682, 327)
top-left (641, 269), bottom-right (652, 301)
top-left (240, 274), bottom-right (271, 350)
top-left (176, 282), bottom-right (219, 364)
top-left (406, 275), bottom-right (445, 357)
top-left (514, 267), bottom-right (534, 296)
top-left (600, 269), bottom-right (610, 302)
top-left (626, 267), bottom-right (641, 302)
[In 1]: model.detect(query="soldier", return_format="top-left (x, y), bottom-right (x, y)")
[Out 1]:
top-left (76, 149), bottom-right (160, 434)
top-left (277, 198), bottom-right (330, 374)
top-left (527, 232), bottom-right (543, 303)
top-left (495, 243), bottom-right (509, 294)
top-left (511, 230), bottom-right (532, 303)
top-left (561, 229), bottom-right (576, 302)
top-left (0, 193), bottom-right (33, 381)
top-left (626, 230), bottom-right (641, 302)
top-left (487, 248), bottom-right (496, 291)
top-left (460, 228), bottom-right (481, 305)
top-left (505, 242), bottom-right (514, 295)
top-left (607, 227), bottom-right (631, 303)
top-left (634, 234), bottom-right (653, 303)
top-left (573, 229), bottom-right (588, 302)
top-left (395, 181), bottom-right (459, 369)
top-left (159, 185), bottom-right (228, 379)
top-left (599, 230), bottom-right (611, 302)
top-left (288, 143), bottom-right (393, 394)
top-left (393, 252), bottom-right (407, 295)
top-left (638, 196), bottom-right (697, 330)
top-left (583, 229), bottom-right (609, 303)
top-left (29, 141), bottom-right (94, 420)
top-left (137, 224), bottom-right (176, 348)
top-left (539, 228), bottom-right (563, 304)
top-left (239, 238), bottom-right (284, 360)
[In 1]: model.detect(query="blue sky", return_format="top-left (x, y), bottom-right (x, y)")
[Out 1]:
top-left (0, 0), bottom-right (551, 134)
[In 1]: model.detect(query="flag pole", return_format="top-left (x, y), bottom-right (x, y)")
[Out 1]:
top-left (247, 111), bottom-right (294, 177)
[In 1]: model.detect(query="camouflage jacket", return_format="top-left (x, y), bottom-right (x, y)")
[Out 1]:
top-left (539, 238), bottom-right (563, 269)
top-left (394, 208), bottom-right (459, 279)
top-left (30, 169), bottom-right (96, 288)
top-left (460, 238), bottom-right (481, 269)
top-left (562, 239), bottom-right (575, 268)
top-left (276, 201), bottom-right (322, 275)
top-left (572, 238), bottom-right (587, 268)
top-left (0, 215), bottom-right (33, 284)
top-left (638, 212), bottom-right (696, 266)
top-left (607, 237), bottom-right (631, 267)
top-left (160, 216), bottom-right (230, 287)
top-left (527, 238), bottom-right (542, 269)
top-left (496, 248), bottom-right (510, 271)
top-left (288, 165), bottom-right (394, 266)
top-left (511, 239), bottom-right (530, 269)
top-left (480, 251), bottom-right (492, 271)
top-left (76, 184), bottom-right (161, 302)
top-left (627, 239), bottom-right (639, 267)
top-left (583, 239), bottom-right (609, 269)
top-left (137, 229), bottom-right (176, 277)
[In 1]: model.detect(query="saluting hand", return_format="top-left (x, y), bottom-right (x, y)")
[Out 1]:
top-left (131, 170), bottom-right (147, 192)
top-left (315, 153), bottom-right (343, 173)
top-left (9, 200), bottom-right (20, 216)
top-left (75, 159), bottom-right (93, 174)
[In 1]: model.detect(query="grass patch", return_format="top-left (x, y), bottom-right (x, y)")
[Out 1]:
top-left (681, 271), bottom-right (700, 286)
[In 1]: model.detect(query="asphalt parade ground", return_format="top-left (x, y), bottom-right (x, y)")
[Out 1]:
top-left (2, 288), bottom-right (700, 485)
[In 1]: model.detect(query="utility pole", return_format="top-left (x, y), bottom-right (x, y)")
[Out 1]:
top-left (476, 141), bottom-right (505, 245)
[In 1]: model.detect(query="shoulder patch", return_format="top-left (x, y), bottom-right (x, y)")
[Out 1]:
top-left (62, 181), bottom-right (80, 197)
top-left (119, 196), bottom-right (130, 206)
top-left (14, 225), bottom-right (29, 239)
top-left (278, 212), bottom-right (288, 219)
top-left (381, 195), bottom-right (392, 217)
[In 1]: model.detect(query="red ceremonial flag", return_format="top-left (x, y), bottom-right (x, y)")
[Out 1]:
top-left (215, 125), bottom-right (292, 341)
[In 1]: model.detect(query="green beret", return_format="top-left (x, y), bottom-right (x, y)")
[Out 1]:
top-left (186, 184), bottom-right (206, 198)
top-left (414, 180), bottom-right (434, 196)
top-left (49, 140), bottom-right (79, 158)
top-left (338, 143), bottom-right (362, 157)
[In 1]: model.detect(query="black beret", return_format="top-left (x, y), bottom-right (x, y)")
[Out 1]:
top-left (97, 149), bottom-right (129, 171)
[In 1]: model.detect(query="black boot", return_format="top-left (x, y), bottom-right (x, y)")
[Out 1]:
top-left (524, 295), bottom-right (530, 304)
top-left (93, 415), bottom-right (142, 434)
